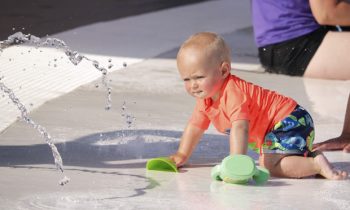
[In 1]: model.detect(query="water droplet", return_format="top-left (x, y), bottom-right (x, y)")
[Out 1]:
top-left (59, 176), bottom-right (70, 186)
top-left (0, 32), bottom-right (117, 180)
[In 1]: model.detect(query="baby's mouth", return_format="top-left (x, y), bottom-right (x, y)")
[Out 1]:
top-left (192, 91), bottom-right (204, 97)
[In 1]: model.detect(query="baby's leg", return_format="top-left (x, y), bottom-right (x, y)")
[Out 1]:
top-left (260, 154), bottom-right (318, 178)
top-left (260, 153), bottom-right (348, 179)
top-left (313, 153), bottom-right (348, 180)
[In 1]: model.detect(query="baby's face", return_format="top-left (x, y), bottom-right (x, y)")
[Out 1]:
top-left (177, 48), bottom-right (226, 101)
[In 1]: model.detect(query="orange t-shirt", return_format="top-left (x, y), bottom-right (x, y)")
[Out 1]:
top-left (189, 74), bottom-right (297, 152)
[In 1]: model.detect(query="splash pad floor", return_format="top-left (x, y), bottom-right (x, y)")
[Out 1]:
top-left (1, 1), bottom-right (350, 209)
top-left (1, 57), bottom-right (350, 209)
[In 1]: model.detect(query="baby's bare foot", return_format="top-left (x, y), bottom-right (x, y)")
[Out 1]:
top-left (314, 154), bottom-right (348, 180)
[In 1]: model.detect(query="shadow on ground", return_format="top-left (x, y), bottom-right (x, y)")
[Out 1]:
top-left (0, 129), bottom-right (240, 169)
top-left (2, 128), bottom-right (349, 172)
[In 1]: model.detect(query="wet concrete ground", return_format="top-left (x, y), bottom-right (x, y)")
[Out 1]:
top-left (1, 0), bottom-right (350, 209)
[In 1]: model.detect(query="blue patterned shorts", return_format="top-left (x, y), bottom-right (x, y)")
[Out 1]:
top-left (262, 105), bottom-right (315, 155)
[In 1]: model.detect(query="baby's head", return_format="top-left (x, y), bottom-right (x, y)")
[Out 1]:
top-left (177, 32), bottom-right (231, 100)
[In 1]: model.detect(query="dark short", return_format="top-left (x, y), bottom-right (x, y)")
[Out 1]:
top-left (258, 26), bottom-right (329, 76)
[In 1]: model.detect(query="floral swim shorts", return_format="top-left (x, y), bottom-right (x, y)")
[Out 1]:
top-left (262, 105), bottom-right (315, 155)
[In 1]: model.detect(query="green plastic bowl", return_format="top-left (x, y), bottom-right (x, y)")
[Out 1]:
top-left (146, 157), bottom-right (178, 172)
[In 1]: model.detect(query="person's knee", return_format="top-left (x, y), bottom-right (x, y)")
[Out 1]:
top-left (259, 154), bottom-right (281, 170)
top-left (259, 154), bottom-right (290, 177)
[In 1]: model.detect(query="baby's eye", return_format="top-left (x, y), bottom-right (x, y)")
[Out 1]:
top-left (183, 78), bottom-right (190, 82)
top-left (194, 76), bottom-right (205, 80)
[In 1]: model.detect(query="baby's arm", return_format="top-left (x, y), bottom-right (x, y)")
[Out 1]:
top-left (170, 123), bottom-right (205, 167)
top-left (230, 120), bottom-right (249, 155)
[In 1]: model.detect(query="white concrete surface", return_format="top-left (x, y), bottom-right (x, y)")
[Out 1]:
top-left (0, 0), bottom-right (257, 132)
top-left (1, 0), bottom-right (350, 209)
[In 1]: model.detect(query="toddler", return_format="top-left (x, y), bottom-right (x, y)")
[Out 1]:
top-left (169, 32), bottom-right (348, 180)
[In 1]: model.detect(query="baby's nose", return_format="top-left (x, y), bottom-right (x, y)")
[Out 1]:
top-left (191, 80), bottom-right (198, 89)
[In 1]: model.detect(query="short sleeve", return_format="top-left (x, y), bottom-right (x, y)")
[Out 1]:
top-left (224, 86), bottom-right (251, 123)
top-left (189, 100), bottom-right (210, 130)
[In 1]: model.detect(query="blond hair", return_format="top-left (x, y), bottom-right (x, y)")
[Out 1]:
top-left (177, 32), bottom-right (231, 66)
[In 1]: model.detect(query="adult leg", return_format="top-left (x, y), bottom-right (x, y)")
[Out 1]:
top-left (313, 93), bottom-right (350, 152)
top-left (259, 153), bottom-right (348, 179)
top-left (305, 31), bottom-right (350, 151)
top-left (304, 31), bottom-right (350, 80)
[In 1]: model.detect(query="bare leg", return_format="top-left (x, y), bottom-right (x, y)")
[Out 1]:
top-left (314, 153), bottom-right (348, 179)
top-left (305, 32), bottom-right (350, 151)
top-left (304, 31), bottom-right (350, 80)
top-left (313, 94), bottom-right (350, 152)
top-left (259, 153), bottom-right (348, 179)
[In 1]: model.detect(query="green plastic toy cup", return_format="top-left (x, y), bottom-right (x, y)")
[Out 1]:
top-left (146, 157), bottom-right (178, 172)
top-left (211, 155), bottom-right (269, 185)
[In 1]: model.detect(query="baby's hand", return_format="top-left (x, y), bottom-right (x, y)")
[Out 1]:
top-left (169, 152), bottom-right (187, 167)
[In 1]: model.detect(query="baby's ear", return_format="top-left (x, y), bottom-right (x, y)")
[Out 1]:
top-left (220, 62), bottom-right (231, 77)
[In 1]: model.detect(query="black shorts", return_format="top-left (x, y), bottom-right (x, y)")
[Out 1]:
top-left (258, 26), bottom-right (329, 76)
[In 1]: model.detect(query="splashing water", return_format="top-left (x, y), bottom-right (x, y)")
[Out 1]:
top-left (121, 101), bottom-right (136, 129)
top-left (0, 32), bottom-right (112, 110)
top-left (0, 32), bottom-right (121, 184)
top-left (0, 81), bottom-right (68, 185)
